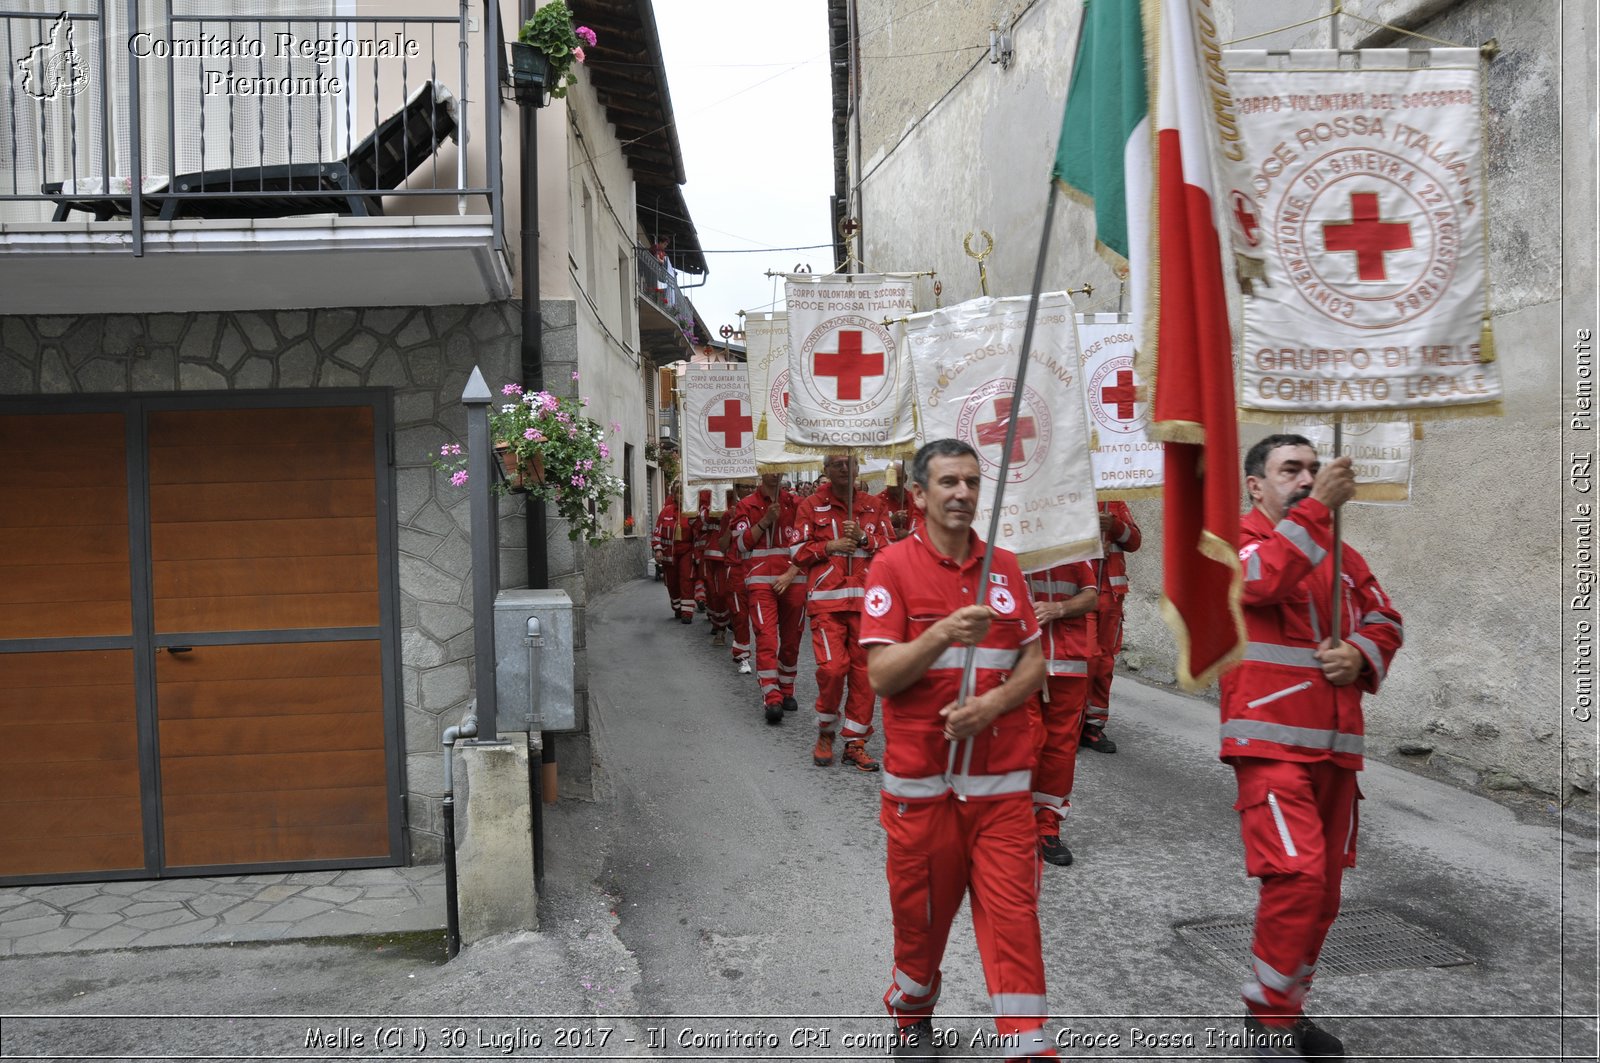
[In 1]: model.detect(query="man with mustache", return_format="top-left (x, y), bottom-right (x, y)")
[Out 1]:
top-left (859, 439), bottom-right (1056, 1059)
top-left (1224, 434), bottom-right (1403, 1059)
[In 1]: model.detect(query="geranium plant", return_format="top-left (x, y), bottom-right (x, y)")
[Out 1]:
top-left (434, 381), bottom-right (623, 545)
top-left (517, 1), bottom-right (598, 100)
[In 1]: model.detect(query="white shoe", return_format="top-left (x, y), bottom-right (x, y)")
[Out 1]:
top-left (737, 659), bottom-right (753, 675)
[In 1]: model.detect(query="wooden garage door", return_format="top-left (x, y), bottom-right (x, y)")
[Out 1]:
top-left (0, 398), bottom-right (400, 884)
top-left (0, 413), bottom-right (145, 878)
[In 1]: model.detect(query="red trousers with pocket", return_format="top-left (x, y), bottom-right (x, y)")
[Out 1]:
top-left (1031, 677), bottom-right (1087, 837)
top-left (881, 793), bottom-right (1057, 1059)
top-left (1232, 757), bottom-right (1360, 1023)
top-left (1086, 601), bottom-right (1123, 728)
top-left (702, 563), bottom-right (731, 632)
top-left (728, 580), bottom-right (751, 662)
top-left (810, 611), bottom-right (874, 739)
top-left (747, 580), bottom-right (806, 704)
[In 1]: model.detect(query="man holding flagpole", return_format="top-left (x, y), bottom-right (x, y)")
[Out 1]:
top-left (1225, 435), bottom-right (1403, 1058)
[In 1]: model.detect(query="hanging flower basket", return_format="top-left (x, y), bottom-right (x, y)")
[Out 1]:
top-left (494, 442), bottom-right (545, 492)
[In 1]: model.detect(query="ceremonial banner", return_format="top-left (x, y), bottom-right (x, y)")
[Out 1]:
top-left (1227, 48), bottom-right (1501, 421)
top-left (744, 311), bottom-right (819, 476)
top-left (906, 294), bottom-right (1101, 570)
top-left (1077, 313), bottom-right (1161, 497)
top-left (784, 274), bottom-right (917, 456)
top-left (1290, 419), bottom-right (1416, 503)
top-left (681, 364), bottom-right (758, 484)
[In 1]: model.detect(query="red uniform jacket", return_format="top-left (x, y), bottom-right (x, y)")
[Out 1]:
top-left (793, 483), bottom-right (892, 614)
top-left (1098, 500), bottom-right (1140, 602)
top-left (877, 486), bottom-right (923, 540)
top-left (729, 487), bottom-right (803, 585)
top-left (1025, 560), bottom-right (1099, 676)
top-left (651, 501), bottom-right (692, 556)
top-left (1219, 499), bottom-right (1403, 770)
top-left (696, 511), bottom-right (729, 565)
top-left (859, 531), bottom-right (1042, 802)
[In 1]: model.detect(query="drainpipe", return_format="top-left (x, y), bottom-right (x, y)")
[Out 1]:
top-left (441, 711), bottom-right (478, 959)
top-left (518, 0), bottom-right (548, 592)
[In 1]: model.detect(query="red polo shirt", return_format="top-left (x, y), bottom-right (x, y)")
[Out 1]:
top-left (859, 529), bottom-right (1041, 801)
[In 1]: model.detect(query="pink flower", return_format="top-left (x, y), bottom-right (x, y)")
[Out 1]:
top-left (573, 45), bottom-right (586, 64)
top-left (525, 428), bottom-right (544, 442)
top-left (501, 383), bottom-right (523, 396)
top-left (571, 370), bottom-right (581, 381)
top-left (609, 421), bottom-right (621, 433)
top-left (598, 442), bottom-right (610, 459)
top-left (450, 470), bottom-right (469, 487)
top-left (575, 25), bottom-right (597, 47)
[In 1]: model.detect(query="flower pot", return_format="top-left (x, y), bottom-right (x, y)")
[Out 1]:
top-left (494, 443), bottom-right (545, 492)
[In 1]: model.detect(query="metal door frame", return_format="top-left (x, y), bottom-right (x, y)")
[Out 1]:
top-left (0, 389), bottom-right (405, 885)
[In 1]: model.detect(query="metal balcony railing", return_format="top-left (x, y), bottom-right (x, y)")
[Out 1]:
top-left (1, 1), bottom-right (503, 254)
top-left (637, 244), bottom-right (693, 335)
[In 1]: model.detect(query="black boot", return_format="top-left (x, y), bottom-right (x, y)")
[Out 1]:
top-left (889, 1019), bottom-right (939, 1060)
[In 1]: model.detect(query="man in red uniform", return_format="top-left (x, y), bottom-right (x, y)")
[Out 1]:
top-left (794, 454), bottom-right (891, 771)
top-left (861, 439), bottom-right (1055, 1060)
top-left (1025, 559), bottom-right (1098, 867)
top-left (878, 461), bottom-right (922, 541)
top-left (722, 482), bottom-right (757, 674)
top-left (651, 484), bottom-right (693, 623)
top-left (1224, 435), bottom-right (1402, 1058)
top-left (696, 490), bottom-right (733, 648)
top-left (730, 471), bottom-right (806, 722)
top-left (690, 488), bottom-right (712, 614)
top-left (1082, 500), bottom-right (1140, 754)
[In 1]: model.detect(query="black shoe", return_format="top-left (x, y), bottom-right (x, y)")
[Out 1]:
top-left (679, 614), bottom-right (693, 624)
top-left (764, 700), bottom-right (784, 725)
top-left (1080, 723), bottom-right (1117, 754)
top-left (1242, 1017), bottom-right (1300, 1058)
top-left (1039, 835), bottom-right (1074, 866)
top-left (781, 696), bottom-right (799, 713)
top-left (889, 1018), bottom-right (939, 1060)
top-left (1293, 1015), bottom-right (1345, 1058)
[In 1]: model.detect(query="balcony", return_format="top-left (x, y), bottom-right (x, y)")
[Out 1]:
top-left (635, 244), bottom-right (705, 363)
top-left (0, 2), bottom-right (511, 314)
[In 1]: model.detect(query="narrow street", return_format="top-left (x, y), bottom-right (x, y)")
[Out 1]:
top-left (569, 576), bottom-right (1597, 1058)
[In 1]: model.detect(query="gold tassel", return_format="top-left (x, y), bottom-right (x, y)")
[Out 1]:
top-left (1478, 315), bottom-right (1496, 363)
top-left (1412, 422), bottom-right (1425, 441)
top-left (756, 411), bottom-right (768, 441)
top-left (1090, 428), bottom-right (1100, 449)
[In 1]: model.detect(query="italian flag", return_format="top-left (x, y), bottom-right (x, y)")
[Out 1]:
top-left (1055, 0), bottom-right (1245, 690)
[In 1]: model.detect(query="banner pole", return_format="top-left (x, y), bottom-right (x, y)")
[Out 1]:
top-left (958, 183), bottom-right (1060, 703)
top-left (1329, 418), bottom-right (1345, 645)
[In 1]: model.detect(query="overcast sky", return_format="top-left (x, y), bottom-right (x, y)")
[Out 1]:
top-left (652, 0), bottom-right (836, 348)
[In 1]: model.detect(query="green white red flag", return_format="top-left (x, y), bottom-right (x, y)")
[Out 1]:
top-left (1147, 0), bottom-right (1246, 689)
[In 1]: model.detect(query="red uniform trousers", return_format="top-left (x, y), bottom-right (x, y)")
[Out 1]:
top-left (1232, 757), bottom-right (1360, 1022)
top-left (661, 555), bottom-right (685, 617)
top-left (1086, 599), bottom-right (1123, 728)
top-left (809, 611), bottom-right (874, 739)
top-left (670, 552), bottom-right (696, 619)
top-left (727, 579), bottom-right (752, 662)
top-left (702, 563), bottom-right (731, 633)
top-left (881, 793), bottom-right (1057, 1059)
top-left (746, 580), bottom-right (806, 704)
top-left (1031, 678), bottom-right (1087, 837)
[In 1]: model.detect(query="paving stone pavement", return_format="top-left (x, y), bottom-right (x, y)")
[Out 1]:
top-left (0, 866), bottom-right (445, 956)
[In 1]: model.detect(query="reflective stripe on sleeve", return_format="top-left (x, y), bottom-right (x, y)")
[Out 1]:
top-left (810, 587), bottom-right (866, 601)
top-left (1046, 659), bottom-right (1088, 676)
top-left (1346, 632), bottom-right (1386, 678)
top-left (1362, 611), bottom-right (1404, 638)
top-left (1108, 575), bottom-right (1129, 588)
top-left (1221, 718), bottom-right (1364, 756)
top-left (1277, 518), bottom-right (1327, 567)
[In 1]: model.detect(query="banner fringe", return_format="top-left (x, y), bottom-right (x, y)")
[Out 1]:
top-left (1353, 483), bottom-right (1410, 502)
top-left (1161, 530), bottom-right (1246, 692)
top-left (1150, 419), bottom-right (1206, 445)
top-left (1237, 401), bottom-right (1502, 426)
top-left (1098, 485), bottom-right (1163, 500)
top-left (1478, 316), bottom-right (1497, 363)
top-left (1015, 535), bottom-right (1104, 575)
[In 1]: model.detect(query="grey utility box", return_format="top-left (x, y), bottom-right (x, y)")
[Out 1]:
top-left (493, 589), bottom-right (576, 732)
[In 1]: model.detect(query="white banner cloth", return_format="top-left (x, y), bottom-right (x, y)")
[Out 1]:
top-left (681, 364), bottom-right (758, 484)
top-left (1226, 49), bottom-right (1501, 420)
top-left (784, 274), bottom-right (917, 455)
top-left (743, 312), bottom-right (819, 475)
top-left (906, 294), bottom-right (1101, 570)
top-left (1077, 313), bottom-right (1162, 496)
top-left (1290, 418), bottom-right (1416, 504)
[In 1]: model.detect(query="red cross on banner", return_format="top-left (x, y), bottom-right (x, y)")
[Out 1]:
top-left (706, 398), bottom-right (752, 449)
top-left (975, 396), bottom-right (1037, 461)
top-left (1323, 191), bottom-right (1413, 281)
top-left (813, 330), bottom-right (884, 401)
top-left (1100, 371), bottom-right (1138, 420)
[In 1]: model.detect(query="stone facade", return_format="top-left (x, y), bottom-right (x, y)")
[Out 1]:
top-left (0, 297), bottom-right (637, 862)
top-left (847, 0), bottom-right (1595, 799)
